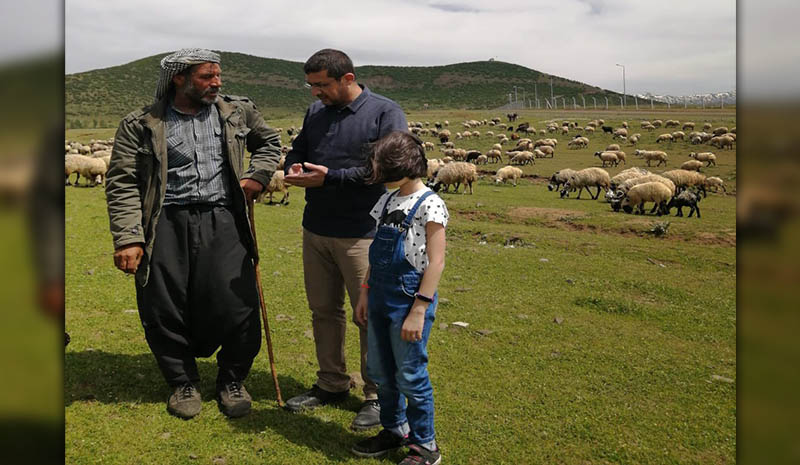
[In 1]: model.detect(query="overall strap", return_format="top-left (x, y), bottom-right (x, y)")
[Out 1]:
top-left (401, 190), bottom-right (435, 230)
top-left (379, 190), bottom-right (402, 221)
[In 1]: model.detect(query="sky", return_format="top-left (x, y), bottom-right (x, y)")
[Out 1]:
top-left (16, 0), bottom-right (800, 99)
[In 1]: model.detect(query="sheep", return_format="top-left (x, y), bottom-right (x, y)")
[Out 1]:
top-left (64, 154), bottom-right (89, 185)
top-left (568, 138), bottom-right (588, 149)
top-left (606, 143), bottom-right (621, 151)
top-left (77, 156), bottom-right (107, 186)
top-left (640, 121), bottom-right (652, 128)
top-left (537, 145), bottom-right (555, 157)
top-left (628, 134), bottom-right (640, 145)
top-left (712, 126), bottom-right (730, 136)
top-left (510, 151), bottom-right (535, 165)
top-left (423, 141), bottom-right (435, 151)
top-left (671, 131), bottom-right (685, 141)
top-left (594, 151), bottom-right (619, 167)
top-left (441, 156), bottom-right (454, 164)
top-left (584, 126), bottom-right (595, 134)
top-left (642, 123), bottom-right (656, 131)
top-left (613, 128), bottom-right (628, 139)
top-left (491, 143), bottom-right (503, 152)
top-left (465, 150), bottom-right (482, 163)
top-left (431, 161), bottom-right (478, 194)
top-left (602, 126), bottom-right (614, 134)
top-left (705, 176), bottom-right (727, 193)
top-left (621, 121), bottom-right (629, 128)
top-left (610, 150), bottom-right (627, 165)
top-left (427, 159), bottom-right (443, 180)
top-left (652, 119), bottom-right (663, 128)
top-left (666, 189), bottom-right (701, 218)
top-left (486, 149), bottom-right (503, 163)
top-left (665, 120), bottom-right (680, 128)
top-left (634, 149), bottom-right (669, 167)
top-left (443, 141), bottom-right (455, 149)
top-left (617, 174), bottom-right (676, 196)
top-left (660, 169), bottom-right (707, 197)
top-left (618, 182), bottom-right (673, 215)
top-left (257, 170), bottom-right (290, 205)
top-left (461, 130), bottom-right (472, 139)
top-left (703, 122), bottom-right (712, 131)
top-left (710, 135), bottom-right (734, 150)
top-left (475, 154), bottom-right (489, 165)
top-left (548, 168), bottom-right (577, 192)
top-left (691, 136), bottom-right (703, 145)
top-left (560, 167), bottom-right (610, 200)
top-left (682, 122), bottom-right (696, 131)
top-left (494, 165), bottom-right (524, 186)
top-left (610, 167), bottom-right (650, 189)
top-left (656, 133), bottom-right (674, 143)
top-left (689, 151), bottom-right (717, 166)
top-left (680, 160), bottom-right (704, 172)
top-left (438, 129), bottom-right (451, 143)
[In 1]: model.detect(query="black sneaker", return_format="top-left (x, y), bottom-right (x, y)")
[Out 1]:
top-left (283, 384), bottom-right (348, 413)
top-left (167, 382), bottom-right (202, 419)
top-left (350, 399), bottom-right (381, 431)
top-left (351, 429), bottom-right (407, 458)
top-left (216, 381), bottom-right (252, 418)
top-left (398, 444), bottom-right (441, 465)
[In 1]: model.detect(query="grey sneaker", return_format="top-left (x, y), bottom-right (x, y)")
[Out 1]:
top-left (283, 384), bottom-right (349, 413)
top-left (350, 399), bottom-right (381, 431)
top-left (167, 383), bottom-right (202, 419)
top-left (216, 381), bottom-right (252, 418)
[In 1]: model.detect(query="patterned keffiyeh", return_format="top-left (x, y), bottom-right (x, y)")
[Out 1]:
top-left (154, 48), bottom-right (221, 103)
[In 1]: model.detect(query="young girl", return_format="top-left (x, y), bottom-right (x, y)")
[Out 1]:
top-left (352, 131), bottom-right (447, 465)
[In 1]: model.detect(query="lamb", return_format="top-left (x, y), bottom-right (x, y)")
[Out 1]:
top-left (660, 169), bottom-right (707, 197)
top-left (682, 122), bottom-right (696, 130)
top-left (431, 161), bottom-right (478, 194)
top-left (606, 143), bottom-right (621, 151)
top-left (537, 145), bottom-right (555, 157)
top-left (634, 149), bottom-right (669, 167)
top-left (494, 165), bottom-right (524, 186)
top-left (613, 128), bottom-right (628, 139)
top-left (666, 189), bottom-right (701, 218)
top-left (560, 167), bottom-right (610, 200)
top-left (680, 160), bottom-right (704, 172)
top-left (594, 151), bottom-right (619, 167)
top-left (257, 170), bottom-right (290, 205)
top-left (584, 126), bottom-right (595, 134)
top-left (486, 149), bottom-right (503, 163)
top-left (689, 151), bottom-right (717, 166)
top-left (610, 150), bottom-right (627, 165)
top-left (548, 168), bottom-right (577, 192)
top-left (671, 131), bottom-right (685, 141)
top-left (705, 176), bottom-right (726, 193)
top-left (618, 182), bottom-right (673, 215)
top-left (423, 141), bottom-right (435, 151)
top-left (568, 137), bottom-right (588, 149)
top-left (656, 133), bottom-right (674, 143)
top-left (475, 154), bottom-right (488, 165)
top-left (628, 134), bottom-right (640, 145)
top-left (491, 143), bottom-right (503, 152)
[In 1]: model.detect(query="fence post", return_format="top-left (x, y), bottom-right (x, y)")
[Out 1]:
top-left (593, 97), bottom-right (597, 110)
top-left (605, 97), bottom-right (609, 110)
top-left (634, 95), bottom-right (638, 110)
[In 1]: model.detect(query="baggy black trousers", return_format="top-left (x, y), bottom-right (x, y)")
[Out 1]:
top-left (135, 204), bottom-right (261, 387)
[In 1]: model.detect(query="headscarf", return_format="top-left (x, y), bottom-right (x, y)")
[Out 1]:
top-left (154, 48), bottom-right (221, 103)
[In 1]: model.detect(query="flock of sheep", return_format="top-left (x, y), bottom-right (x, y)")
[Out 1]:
top-left (64, 138), bottom-right (114, 186)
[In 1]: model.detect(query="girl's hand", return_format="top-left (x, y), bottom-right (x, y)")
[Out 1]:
top-left (354, 290), bottom-right (369, 328)
top-left (401, 306), bottom-right (426, 342)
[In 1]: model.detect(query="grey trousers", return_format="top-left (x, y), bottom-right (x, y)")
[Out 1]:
top-left (302, 228), bottom-right (377, 399)
top-left (136, 205), bottom-right (261, 388)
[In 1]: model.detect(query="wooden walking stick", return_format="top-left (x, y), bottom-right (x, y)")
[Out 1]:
top-left (248, 199), bottom-right (283, 406)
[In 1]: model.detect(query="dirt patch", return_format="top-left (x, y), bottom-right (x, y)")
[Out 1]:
top-left (508, 207), bottom-right (587, 221)
top-left (693, 232), bottom-right (737, 247)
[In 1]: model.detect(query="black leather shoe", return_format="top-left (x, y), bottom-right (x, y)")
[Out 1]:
top-left (350, 399), bottom-right (381, 431)
top-left (351, 429), bottom-right (406, 458)
top-left (283, 384), bottom-right (348, 413)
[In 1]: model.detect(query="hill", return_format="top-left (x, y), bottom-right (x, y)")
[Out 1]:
top-left (65, 51), bottom-right (619, 128)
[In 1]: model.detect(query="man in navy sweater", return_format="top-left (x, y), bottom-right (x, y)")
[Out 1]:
top-left (283, 49), bottom-right (408, 431)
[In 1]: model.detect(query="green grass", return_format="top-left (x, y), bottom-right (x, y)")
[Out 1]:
top-left (66, 109), bottom-right (735, 464)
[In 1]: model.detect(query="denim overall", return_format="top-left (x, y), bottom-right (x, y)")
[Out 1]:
top-left (366, 190), bottom-right (437, 445)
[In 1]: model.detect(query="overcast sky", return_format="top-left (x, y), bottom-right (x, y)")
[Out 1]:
top-left (59, 0), bottom-right (742, 97)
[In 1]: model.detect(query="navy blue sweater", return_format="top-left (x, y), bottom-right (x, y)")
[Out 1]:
top-left (285, 86), bottom-right (408, 238)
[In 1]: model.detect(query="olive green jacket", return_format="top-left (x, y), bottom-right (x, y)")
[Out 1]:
top-left (105, 94), bottom-right (281, 286)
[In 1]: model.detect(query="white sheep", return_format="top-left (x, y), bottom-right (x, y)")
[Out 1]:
top-left (427, 158), bottom-right (443, 180)
top-left (619, 182), bottom-right (673, 215)
top-left (660, 169), bottom-right (708, 197)
top-left (656, 133), bottom-right (674, 143)
top-left (680, 160), bottom-right (704, 172)
top-left (705, 176), bottom-right (727, 193)
top-left (606, 143), bottom-right (621, 151)
top-left (594, 151), bottom-right (619, 167)
top-left (688, 152), bottom-right (717, 167)
top-left (682, 122), bottom-right (696, 131)
top-left (510, 151), bottom-right (535, 166)
top-left (486, 149), bottom-right (503, 163)
top-left (613, 128), bottom-right (628, 139)
top-left (560, 167), bottom-right (610, 200)
top-left (432, 161), bottom-right (477, 194)
top-left (537, 145), bottom-right (555, 157)
top-left (617, 174), bottom-right (676, 196)
top-left (494, 165), bottom-right (524, 186)
top-left (710, 135), bottom-right (734, 150)
top-left (671, 131), bottom-right (685, 141)
top-left (548, 168), bottom-right (577, 192)
top-left (634, 149), bottom-right (669, 167)
top-left (77, 156), bottom-right (107, 186)
top-left (257, 170), bottom-right (290, 205)
top-left (610, 167), bottom-right (650, 188)
top-left (475, 154), bottom-right (488, 165)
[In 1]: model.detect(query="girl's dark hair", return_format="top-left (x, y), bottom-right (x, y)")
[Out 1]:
top-left (365, 131), bottom-right (428, 185)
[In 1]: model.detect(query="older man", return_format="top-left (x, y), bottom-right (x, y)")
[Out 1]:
top-left (282, 49), bottom-right (408, 431)
top-left (106, 49), bottom-right (281, 419)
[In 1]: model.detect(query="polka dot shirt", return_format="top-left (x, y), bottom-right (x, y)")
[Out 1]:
top-left (369, 187), bottom-right (449, 273)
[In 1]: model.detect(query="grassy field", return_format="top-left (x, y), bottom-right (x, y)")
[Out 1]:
top-left (65, 109), bottom-right (735, 464)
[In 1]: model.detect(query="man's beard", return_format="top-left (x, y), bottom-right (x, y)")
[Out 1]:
top-left (181, 80), bottom-right (219, 106)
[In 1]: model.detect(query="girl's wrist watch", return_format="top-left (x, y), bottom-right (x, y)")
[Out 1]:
top-left (414, 292), bottom-right (434, 303)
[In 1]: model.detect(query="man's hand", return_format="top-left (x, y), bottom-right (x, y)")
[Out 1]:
top-left (240, 178), bottom-right (265, 202)
top-left (113, 243), bottom-right (144, 274)
top-left (284, 162), bottom-right (328, 188)
top-left (354, 289), bottom-right (369, 328)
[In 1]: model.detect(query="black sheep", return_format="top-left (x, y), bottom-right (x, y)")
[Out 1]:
top-left (667, 190), bottom-right (702, 218)
top-left (465, 150), bottom-right (482, 163)
top-left (601, 126), bottom-right (613, 134)
top-left (516, 122), bottom-right (530, 132)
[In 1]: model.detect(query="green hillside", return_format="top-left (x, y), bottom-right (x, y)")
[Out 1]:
top-left (65, 51), bottom-right (620, 128)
